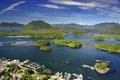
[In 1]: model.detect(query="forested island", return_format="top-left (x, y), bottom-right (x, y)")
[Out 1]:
top-left (95, 44), bottom-right (120, 53)
top-left (53, 39), bottom-right (83, 48)
top-left (35, 40), bottom-right (51, 52)
top-left (94, 61), bottom-right (110, 74)
top-left (93, 36), bottom-right (105, 41)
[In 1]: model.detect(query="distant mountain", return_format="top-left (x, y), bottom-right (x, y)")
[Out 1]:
top-left (0, 22), bottom-right (24, 30)
top-left (93, 22), bottom-right (120, 30)
top-left (52, 23), bottom-right (91, 29)
top-left (23, 20), bottom-right (52, 30)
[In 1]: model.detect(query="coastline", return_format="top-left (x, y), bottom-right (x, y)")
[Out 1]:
top-left (94, 67), bottom-right (110, 74)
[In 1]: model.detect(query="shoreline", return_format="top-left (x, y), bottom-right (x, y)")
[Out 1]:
top-left (94, 67), bottom-right (110, 74)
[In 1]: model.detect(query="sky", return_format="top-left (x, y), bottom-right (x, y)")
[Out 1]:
top-left (0, 0), bottom-right (120, 25)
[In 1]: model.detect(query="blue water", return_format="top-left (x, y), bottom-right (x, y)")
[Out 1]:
top-left (0, 34), bottom-right (120, 80)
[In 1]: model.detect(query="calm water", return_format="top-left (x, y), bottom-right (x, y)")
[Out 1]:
top-left (0, 34), bottom-right (120, 80)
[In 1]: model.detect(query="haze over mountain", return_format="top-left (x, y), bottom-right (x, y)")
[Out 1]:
top-left (0, 22), bottom-right (24, 30)
top-left (93, 22), bottom-right (120, 30)
top-left (52, 23), bottom-right (91, 29)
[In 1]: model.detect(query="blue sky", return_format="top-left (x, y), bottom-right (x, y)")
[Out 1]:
top-left (0, 0), bottom-right (120, 25)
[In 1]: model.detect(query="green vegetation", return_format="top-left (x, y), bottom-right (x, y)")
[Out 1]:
top-left (42, 68), bottom-right (52, 75)
top-left (115, 36), bottom-right (120, 41)
top-left (40, 46), bottom-right (51, 52)
top-left (95, 43), bottom-right (120, 53)
top-left (7, 64), bottom-right (20, 72)
top-left (20, 69), bottom-right (36, 80)
top-left (0, 30), bottom-right (66, 39)
top-left (99, 24), bottom-right (120, 41)
top-left (0, 60), bottom-right (52, 80)
top-left (111, 34), bottom-right (120, 41)
top-left (100, 26), bottom-right (120, 35)
top-left (74, 33), bottom-right (106, 41)
top-left (53, 39), bottom-right (82, 48)
top-left (35, 40), bottom-right (50, 47)
top-left (93, 36), bottom-right (105, 41)
top-left (74, 33), bottom-right (92, 37)
top-left (66, 29), bottom-right (89, 34)
top-left (23, 20), bottom-right (52, 30)
top-left (35, 40), bottom-right (51, 52)
top-left (94, 62), bottom-right (110, 74)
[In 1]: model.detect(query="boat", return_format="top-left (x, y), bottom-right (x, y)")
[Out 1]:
top-left (66, 61), bottom-right (69, 64)
top-left (82, 64), bottom-right (94, 70)
top-left (73, 73), bottom-right (83, 80)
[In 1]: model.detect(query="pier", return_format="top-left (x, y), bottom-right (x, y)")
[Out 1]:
top-left (24, 62), bottom-right (45, 70)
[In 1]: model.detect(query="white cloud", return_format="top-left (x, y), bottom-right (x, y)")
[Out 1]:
top-left (48, 0), bottom-right (110, 10)
top-left (0, 1), bottom-right (26, 14)
top-left (49, 0), bottom-right (98, 8)
top-left (109, 12), bottom-right (120, 17)
top-left (38, 4), bottom-right (65, 9)
top-left (79, 22), bottom-right (92, 25)
top-left (98, 0), bottom-right (119, 4)
top-left (78, 6), bottom-right (92, 10)
top-left (28, 12), bottom-right (42, 17)
top-left (96, 7), bottom-right (120, 18)
top-left (111, 6), bottom-right (120, 13)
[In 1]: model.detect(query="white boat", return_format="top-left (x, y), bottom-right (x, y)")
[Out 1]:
top-left (82, 64), bottom-right (94, 70)
top-left (73, 73), bottom-right (83, 80)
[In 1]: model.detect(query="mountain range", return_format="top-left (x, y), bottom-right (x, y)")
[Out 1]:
top-left (0, 20), bottom-right (120, 31)
top-left (0, 22), bottom-right (24, 30)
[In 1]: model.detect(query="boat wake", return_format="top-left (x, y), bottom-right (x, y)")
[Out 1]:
top-left (88, 76), bottom-right (98, 80)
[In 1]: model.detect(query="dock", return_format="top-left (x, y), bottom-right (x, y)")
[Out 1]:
top-left (24, 62), bottom-right (45, 70)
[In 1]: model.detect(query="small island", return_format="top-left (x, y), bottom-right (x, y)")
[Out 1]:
top-left (40, 46), bottom-right (51, 52)
top-left (94, 61), bottom-right (110, 74)
top-left (53, 39), bottom-right (83, 48)
top-left (95, 43), bottom-right (120, 53)
top-left (93, 36), bottom-right (105, 41)
top-left (35, 40), bottom-right (51, 52)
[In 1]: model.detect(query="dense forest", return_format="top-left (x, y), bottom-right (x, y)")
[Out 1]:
top-left (95, 43), bottom-right (120, 53)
